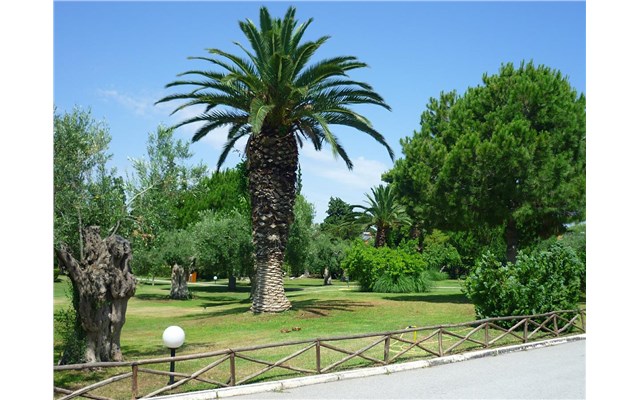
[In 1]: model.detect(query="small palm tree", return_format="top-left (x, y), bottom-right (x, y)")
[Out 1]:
top-left (349, 185), bottom-right (411, 248)
top-left (156, 6), bottom-right (393, 313)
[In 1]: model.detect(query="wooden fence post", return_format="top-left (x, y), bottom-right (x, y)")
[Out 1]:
top-left (315, 340), bottom-right (321, 374)
top-left (229, 352), bottom-right (236, 386)
top-left (484, 323), bottom-right (489, 348)
top-left (131, 364), bottom-right (138, 399)
top-left (553, 314), bottom-right (559, 337)
top-left (438, 329), bottom-right (443, 357)
top-left (524, 318), bottom-right (528, 343)
top-left (383, 335), bottom-right (391, 364)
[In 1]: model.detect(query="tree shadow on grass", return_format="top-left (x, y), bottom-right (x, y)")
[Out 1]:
top-left (187, 305), bottom-right (253, 319)
top-left (290, 298), bottom-right (374, 317)
top-left (189, 285), bottom-right (252, 294)
top-left (135, 293), bottom-right (171, 301)
top-left (122, 342), bottom-right (238, 360)
top-left (382, 293), bottom-right (470, 304)
top-left (185, 298), bottom-right (373, 319)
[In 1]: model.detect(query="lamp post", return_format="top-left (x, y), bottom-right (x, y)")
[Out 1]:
top-left (162, 326), bottom-right (185, 385)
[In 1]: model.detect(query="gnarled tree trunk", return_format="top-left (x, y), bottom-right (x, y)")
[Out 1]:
top-left (169, 263), bottom-right (190, 299)
top-left (247, 132), bottom-right (297, 313)
top-left (323, 267), bottom-right (332, 286)
top-left (55, 226), bottom-right (136, 363)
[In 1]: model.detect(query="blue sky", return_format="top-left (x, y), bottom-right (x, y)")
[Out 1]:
top-left (53, 0), bottom-right (586, 222)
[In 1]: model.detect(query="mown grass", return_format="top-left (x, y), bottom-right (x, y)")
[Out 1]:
top-left (53, 276), bottom-right (584, 399)
top-left (54, 276), bottom-right (472, 361)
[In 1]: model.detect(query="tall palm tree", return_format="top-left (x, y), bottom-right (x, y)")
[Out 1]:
top-left (156, 6), bottom-right (393, 313)
top-left (349, 185), bottom-right (411, 248)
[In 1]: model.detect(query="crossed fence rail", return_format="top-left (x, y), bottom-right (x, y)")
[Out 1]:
top-left (54, 309), bottom-right (585, 400)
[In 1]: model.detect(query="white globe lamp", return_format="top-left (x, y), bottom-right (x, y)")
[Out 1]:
top-left (163, 326), bottom-right (185, 349)
top-left (162, 326), bottom-right (185, 384)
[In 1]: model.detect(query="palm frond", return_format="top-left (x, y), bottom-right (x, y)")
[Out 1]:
top-left (157, 6), bottom-right (393, 173)
top-left (216, 125), bottom-right (251, 171)
top-left (249, 98), bottom-right (275, 134)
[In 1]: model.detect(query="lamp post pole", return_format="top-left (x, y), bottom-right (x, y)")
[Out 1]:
top-left (163, 326), bottom-right (185, 386)
top-left (169, 348), bottom-right (176, 385)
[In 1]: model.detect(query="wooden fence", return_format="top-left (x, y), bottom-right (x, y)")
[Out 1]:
top-left (54, 309), bottom-right (585, 400)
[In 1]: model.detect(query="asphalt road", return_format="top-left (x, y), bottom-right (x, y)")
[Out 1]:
top-left (234, 340), bottom-right (585, 400)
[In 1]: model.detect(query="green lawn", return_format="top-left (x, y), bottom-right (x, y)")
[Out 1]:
top-left (54, 276), bottom-right (473, 361)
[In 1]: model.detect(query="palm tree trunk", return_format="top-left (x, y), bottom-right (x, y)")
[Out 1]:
top-left (247, 132), bottom-right (297, 313)
top-left (374, 225), bottom-right (388, 248)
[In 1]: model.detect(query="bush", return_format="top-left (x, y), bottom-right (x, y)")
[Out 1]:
top-left (342, 241), bottom-right (434, 293)
top-left (54, 306), bottom-right (86, 364)
top-left (422, 242), bottom-right (462, 278)
top-left (463, 243), bottom-right (583, 321)
top-left (422, 268), bottom-right (449, 282)
top-left (373, 273), bottom-right (417, 293)
top-left (541, 223), bottom-right (586, 292)
top-left (55, 282), bottom-right (86, 364)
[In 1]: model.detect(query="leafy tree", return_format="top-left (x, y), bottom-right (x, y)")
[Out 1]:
top-left (348, 185), bottom-right (411, 248)
top-left (446, 227), bottom-right (506, 273)
top-left (160, 229), bottom-right (196, 299)
top-left (175, 162), bottom-right (250, 228)
top-left (321, 197), bottom-right (360, 240)
top-left (307, 228), bottom-right (349, 280)
top-left (191, 210), bottom-right (254, 289)
top-left (385, 61), bottom-right (585, 263)
top-left (126, 126), bottom-right (206, 275)
top-left (463, 243), bottom-right (583, 323)
top-left (54, 107), bottom-right (126, 259)
top-left (156, 6), bottom-right (393, 312)
top-left (284, 195), bottom-right (315, 277)
top-left (54, 108), bottom-right (128, 364)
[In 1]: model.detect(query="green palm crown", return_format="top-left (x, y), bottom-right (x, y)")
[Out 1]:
top-left (156, 6), bottom-right (394, 170)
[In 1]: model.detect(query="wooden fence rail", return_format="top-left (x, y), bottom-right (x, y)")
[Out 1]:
top-left (54, 309), bottom-right (585, 400)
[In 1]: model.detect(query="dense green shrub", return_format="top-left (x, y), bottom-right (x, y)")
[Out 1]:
top-left (54, 282), bottom-right (86, 364)
top-left (422, 268), bottom-right (449, 282)
top-left (463, 243), bottom-right (583, 320)
top-left (342, 241), bottom-right (434, 292)
top-left (54, 306), bottom-right (86, 364)
top-left (541, 223), bottom-right (586, 292)
top-left (422, 241), bottom-right (463, 278)
top-left (372, 273), bottom-right (417, 293)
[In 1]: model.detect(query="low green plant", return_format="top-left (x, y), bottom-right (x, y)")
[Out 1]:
top-left (54, 283), bottom-right (86, 365)
top-left (463, 243), bottom-right (583, 321)
top-left (342, 241), bottom-right (434, 292)
top-left (373, 273), bottom-right (416, 293)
